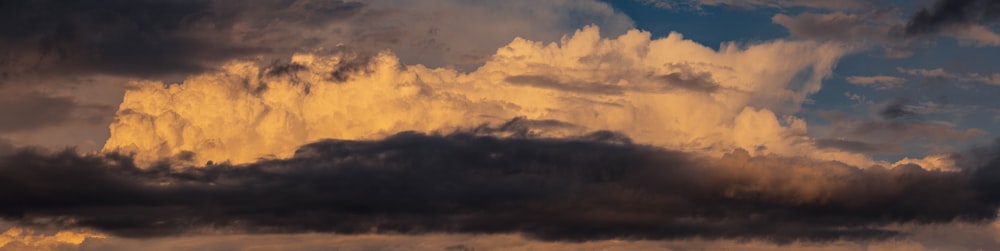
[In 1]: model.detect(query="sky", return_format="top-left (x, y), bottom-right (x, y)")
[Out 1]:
top-left (3, 0), bottom-right (1000, 250)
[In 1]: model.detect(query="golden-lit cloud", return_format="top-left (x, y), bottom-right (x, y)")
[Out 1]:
top-left (0, 227), bottom-right (104, 251)
top-left (104, 26), bottom-right (873, 167)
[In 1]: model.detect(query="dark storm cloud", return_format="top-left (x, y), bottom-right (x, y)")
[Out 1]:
top-left (905, 0), bottom-right (1000, 36)
top-left (0, 0), bottom-right (364, 80)
top-left (2, 130), bottom-right (1000, 243)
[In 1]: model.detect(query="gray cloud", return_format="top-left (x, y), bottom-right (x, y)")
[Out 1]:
top-left (0, 0), bottom-right (365, 80)
top-left (845, 75), bottom-right (907, 90)
top-left (655, 63), bottom-right (720, 93)
top-left (0, 0), bottom-right (634, 83)
top-left (904, 0), bottom-right (1000, 37)
top-left (770, 11), bottom-right (921, 57)
top-left (772, 12), bottom-right (898, 43)
top-left (505, 75), bottom-right (626, 95)
top-left (848, 120), bottom-right (981, 143)
top-left (0, 91), bottom-right (112, 133)
top-left (880, 99), bottom-right (918, 120)
top-left (2, 128), bottom-right (1000, 243)
top-left (899, 67), bottom-right (1000, 85)
top-left (504, 63), bottom-right (720, 95)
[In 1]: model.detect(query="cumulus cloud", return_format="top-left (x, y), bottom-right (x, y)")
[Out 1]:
top-left (0, 0), bottom-right (636, 152)
top-left (8, 131), bottom-right (1000, 243)
top-left (103, 26), bottom-right (864, 168)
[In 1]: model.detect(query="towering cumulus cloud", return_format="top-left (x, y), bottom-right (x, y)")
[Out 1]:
top-left (104, 26), bottom-right (868, 167)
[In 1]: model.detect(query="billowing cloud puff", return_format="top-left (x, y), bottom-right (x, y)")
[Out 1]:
top-left (103, 26), bottom-right (866, 167)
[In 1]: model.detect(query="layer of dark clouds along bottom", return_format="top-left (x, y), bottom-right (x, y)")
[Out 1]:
top-left (4, 125), bottom-right (1000, 243)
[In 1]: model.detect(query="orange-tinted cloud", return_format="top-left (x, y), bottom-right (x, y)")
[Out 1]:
top-left (104, 26), bottom-right (869, 168)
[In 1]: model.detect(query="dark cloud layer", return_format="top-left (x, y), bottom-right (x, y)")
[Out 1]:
top-left (0, 0), bottom-right (364, 80)
top-left (905, 0), bottom-right (1000, 36)
top-left (2, 131), bottom-right (999, 243)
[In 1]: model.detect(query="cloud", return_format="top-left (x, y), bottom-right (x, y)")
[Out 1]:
top-left (880, 99), bottom-right (918, 120)
top-left (814, 138), bottom-right (902, 154)
top-left (0, 227), bottom-right (104, 251)
top-left (0, 139), bottom-right (12, 156)
top-left (504, 75), bottom-right (626, 95)
top-left (6, 131), bottom-right (1000, 243)
top-left (773, 12), bottom-right (893, 43)
top-left (772, 2), bottom-right (1000, 58)
top-left (639, 0), bottom-right (863, 10)
top-left (0, 0), bottom-right (364, 80)
top-left (103, 26), bottom-right (863, 168)
top-left (904, 0), bottom-right (1000, 37)
top-left (902, 0), bottom-right (1000, 46)
top-left (899, 67), bottom-right (1000, 85)
top-left (0, 89), bottom-right (112, 133)
top-left (821, 111), bottom-right (983, 145)
top-left (946, 24), bottom-right (1000, 46)
top-left (846, 75), bottom-right (907, 89)
top-left (770, 11), bottom-right (923, 57)
top-left (29, 231), bottom-right (994, 251)
top-left (697, 0), bottom-right (862, 9)
top-left (0, 0), bottom-right (634, 82)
